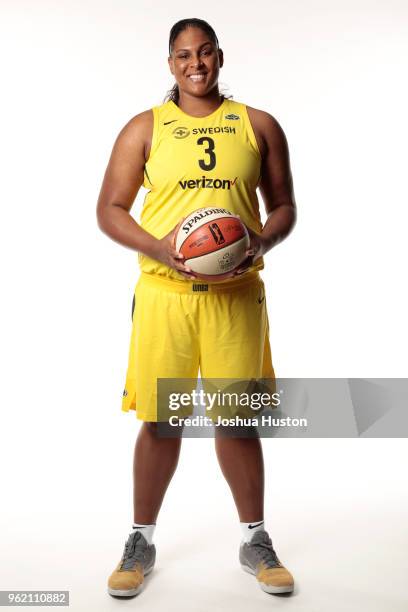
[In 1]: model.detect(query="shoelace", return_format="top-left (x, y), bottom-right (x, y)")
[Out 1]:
top-left (249, 532), bottom-right (281, 569)
top-left (120, 531), bottom-right (147, 571)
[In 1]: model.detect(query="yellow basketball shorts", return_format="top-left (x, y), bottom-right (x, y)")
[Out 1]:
top-left (121, 271), bottom-right (275, 422)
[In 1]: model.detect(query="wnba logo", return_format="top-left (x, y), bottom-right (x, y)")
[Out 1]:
top-left (209, 223), bottom-right (225, 245)
top-left (173, 127), bottom-right (190, 139)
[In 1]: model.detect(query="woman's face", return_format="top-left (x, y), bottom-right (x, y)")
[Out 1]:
top-left (168, 27), bottom-right (223, 98)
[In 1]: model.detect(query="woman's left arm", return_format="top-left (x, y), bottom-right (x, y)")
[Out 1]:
top-left (234, 109), bottom-right (297, 275)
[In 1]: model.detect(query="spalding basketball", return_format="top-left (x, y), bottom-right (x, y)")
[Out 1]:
top-left (175, 207), bottom-right (250, 281)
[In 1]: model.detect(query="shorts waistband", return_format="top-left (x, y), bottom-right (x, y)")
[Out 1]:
top-left (138, 271), bottom-right (262, 294)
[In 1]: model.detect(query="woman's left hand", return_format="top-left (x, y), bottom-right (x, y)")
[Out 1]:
top-left (232, 223), bottom-right (266, 276)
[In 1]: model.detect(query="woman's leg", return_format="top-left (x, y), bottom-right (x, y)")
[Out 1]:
top-left (214, 430), bottom-right (264, 521)
top-left (197, 280), bottom-right (271, 522)
top-left (133, 422), bottom-right (183, 524)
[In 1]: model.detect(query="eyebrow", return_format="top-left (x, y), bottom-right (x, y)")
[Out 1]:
top-left (175, 42), bottom-right (214, 53)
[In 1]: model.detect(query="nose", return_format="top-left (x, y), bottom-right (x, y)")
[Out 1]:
top-left (190, 53), bottom-right (205, 69)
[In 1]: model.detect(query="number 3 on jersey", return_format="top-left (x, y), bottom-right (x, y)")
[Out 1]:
top-left (197, 137), bottom-right (216, 171)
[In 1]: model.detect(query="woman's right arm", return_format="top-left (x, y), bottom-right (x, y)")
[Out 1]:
top-left (96, 110), bottom-right (196, 278)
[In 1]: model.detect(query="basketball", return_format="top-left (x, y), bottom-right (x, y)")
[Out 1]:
top-left (175, 207), bottom-right (250, 280)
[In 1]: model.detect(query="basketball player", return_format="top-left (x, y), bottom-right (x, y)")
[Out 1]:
top-left (96, 18), bottom-right (296, 597)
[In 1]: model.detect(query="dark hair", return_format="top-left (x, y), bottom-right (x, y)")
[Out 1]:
top-left (164, 18), bottom-right (231, 104)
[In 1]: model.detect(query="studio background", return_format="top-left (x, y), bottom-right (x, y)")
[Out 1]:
top-left (1, 1), bottom-right (407, 611)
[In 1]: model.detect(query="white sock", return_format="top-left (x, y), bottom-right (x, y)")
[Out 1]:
top-left (131, 523), bottom-right (156, 545)
top-left (240, 520), bottom-right (265, 543)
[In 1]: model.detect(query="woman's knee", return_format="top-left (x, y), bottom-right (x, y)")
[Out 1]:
top-left (142, 420), bottom-right (184, 437)
top-left (143, 421), bottom-right (159, 434)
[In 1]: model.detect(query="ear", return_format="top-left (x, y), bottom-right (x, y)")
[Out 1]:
top-left (218, 48), bottom-right (224, 69)
top-left (168, 55), bottom-right (175, 76)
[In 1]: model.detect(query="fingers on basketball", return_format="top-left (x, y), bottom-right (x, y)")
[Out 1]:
top-left (171, 246), bottom-right (184, 261)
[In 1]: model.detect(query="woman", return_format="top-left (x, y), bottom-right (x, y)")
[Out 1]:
top-left (97, 18), bottom-right (296, 597)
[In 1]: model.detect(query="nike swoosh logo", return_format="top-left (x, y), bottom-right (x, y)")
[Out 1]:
top-left (164, 120), bottom-right (178, 125)
top-left (231, 176), bottom-right (238, 186)
top-left (249, 521), bottom-right (264, 529)
top-left (257, 297), bottom-right (265, 304)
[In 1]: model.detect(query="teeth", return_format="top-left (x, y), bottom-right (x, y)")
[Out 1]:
top-left (189, 74), bottom-right (206, 81)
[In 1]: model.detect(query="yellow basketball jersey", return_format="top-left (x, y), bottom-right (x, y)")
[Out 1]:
top-left (138, 97), bottom-right (264, 280)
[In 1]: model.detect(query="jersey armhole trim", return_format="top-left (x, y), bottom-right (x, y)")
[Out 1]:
top-left (145, 106), bottom-right (159, 164)
top-left (242, 104), bottom-right (262, 160)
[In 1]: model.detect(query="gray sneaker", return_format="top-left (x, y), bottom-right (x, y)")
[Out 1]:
top-left (108, 530), bottom-right (156, 597)
top-left (240, 530), bottom-right (294, 594)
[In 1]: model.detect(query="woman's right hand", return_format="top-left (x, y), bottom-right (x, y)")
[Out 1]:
top-left (154, 217), bottom-right (197, 280)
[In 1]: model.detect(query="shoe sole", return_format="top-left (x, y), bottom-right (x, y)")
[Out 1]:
top-left (240, 563), bottom-right (294, 594)
top-left (107, 565), bottom-right (154, 598)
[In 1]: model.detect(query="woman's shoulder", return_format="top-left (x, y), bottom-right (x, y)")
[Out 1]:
top-left (242, 103), bottom-right (288, 154)
top-left (115, 108), bottom-right (155, 145)
top-left (123, 100), bottom-right (174, 130)
top-left (123, 108), bottom-right (154, 129)
top-left (227, 100), bottom-right (287, 159)
top-left (228, 98), bottom-right (283, 134)
top-left (243, 104), bottom-right (283, 134)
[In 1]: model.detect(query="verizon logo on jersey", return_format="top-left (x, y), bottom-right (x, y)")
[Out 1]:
top-left (179, 176), bottom-right (238, 190)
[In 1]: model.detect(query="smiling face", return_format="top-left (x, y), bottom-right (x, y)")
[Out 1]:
top-left (168, 26), bottom-right (224, 99)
